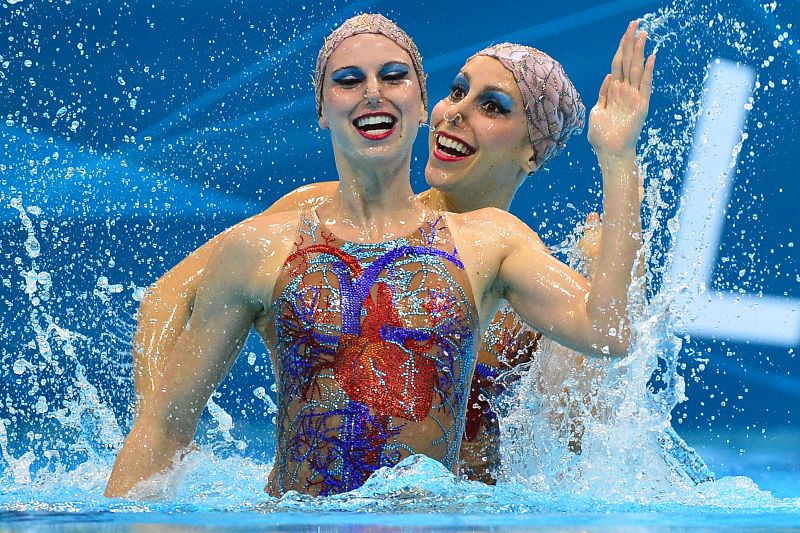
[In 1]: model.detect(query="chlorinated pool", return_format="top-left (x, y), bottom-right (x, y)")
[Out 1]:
top-left (1, 0), bottom-right (798, 531)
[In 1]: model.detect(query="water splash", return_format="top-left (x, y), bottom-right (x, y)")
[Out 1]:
top-left (0, 0), bottom-right (797, 522)
top-left (490, 0), bottom-right (798, 504)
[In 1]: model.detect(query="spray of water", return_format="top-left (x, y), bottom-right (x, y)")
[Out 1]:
top-left (0, 0), bottom-right (798, 517)
top-left (491, 0), bottom-right (798, 506)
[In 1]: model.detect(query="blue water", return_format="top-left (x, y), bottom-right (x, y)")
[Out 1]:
top-left (1, 0), bottom-right (799, 530)
top-left (1, 454), bottom-right (799, 531)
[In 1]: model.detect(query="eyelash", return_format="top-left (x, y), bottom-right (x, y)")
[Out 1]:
top-left (333, 70), bottom-right (408, 87)
top-left (449, 85), bottom-right (467, 101)
top-left (450, 86), bottom-right (509, 115)
top-left (382, 70), bottom-right (409, 83)
top-left (334, 76), bottom-right (363, 86)
top-left (481, 100), bottom-right (509, 115)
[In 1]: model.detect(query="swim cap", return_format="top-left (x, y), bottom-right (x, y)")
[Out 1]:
top-left (472, 43), bottom-right (585, 169)
top-left (313, 13), bottom-right (427, 117)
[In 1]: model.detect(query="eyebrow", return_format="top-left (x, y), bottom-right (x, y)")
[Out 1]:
top-left (379, 61), bottom-right (411, 70)
top-left (331, 61), bottom-right (410, 73)
top-left (331, 66), bottom-right (363, 74)
top-left (459, 71), bottom-right (515, 97)
top-left (483, 85), bottom-right (513, 97)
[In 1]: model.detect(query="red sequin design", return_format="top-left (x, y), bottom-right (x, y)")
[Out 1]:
top-left (334, 282), bottom-right (437, 422)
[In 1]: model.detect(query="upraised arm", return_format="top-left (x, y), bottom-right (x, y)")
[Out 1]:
top-left (133, 182), bottom-right (337, 404)
top-left (490, 212), bottom-right (626, 357)
top-left (106, 217), bottom-right (292, 499)
top-left (498, 21), bottom-right (653, 357)
top-left (583, 19), bottom-right (653, 353)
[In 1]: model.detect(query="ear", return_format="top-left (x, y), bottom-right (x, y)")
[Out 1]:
top-left (522, 145), bottom-right (538, 174)
top-left (419, 102), bottom-right (428, 126)
top-left (318, 111), bottom-right (329, 130)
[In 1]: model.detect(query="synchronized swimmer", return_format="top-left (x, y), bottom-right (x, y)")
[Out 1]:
top-left (106, 13), bottom-right (661, 498)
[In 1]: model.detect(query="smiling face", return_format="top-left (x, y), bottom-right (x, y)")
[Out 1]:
top-left (425, 55), bottom-right (536, 204)
top-left (319, 33), bottom-right (427, 166)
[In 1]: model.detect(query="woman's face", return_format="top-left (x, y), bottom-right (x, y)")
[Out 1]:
top-left (425, 55), bottom-right (535, 197)
top-left (319, 33), bottom-right (426, 165)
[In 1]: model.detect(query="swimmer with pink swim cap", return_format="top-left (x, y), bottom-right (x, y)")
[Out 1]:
top-left (473, 42), bottom-right (586, 168)
top-left (313, 13), bottom-right (428, 116)
top-left (109, 14), bottom-right (661, 498)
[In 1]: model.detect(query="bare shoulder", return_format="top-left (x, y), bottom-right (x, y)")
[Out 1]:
top-left (445, 208), bottom-right (548, 251)
top-left (215, 210), bottom-right (301, 265)
top-left (291, 181), bottom-right (338, 198)
top-left (262, 181), bottom-right (338, 215)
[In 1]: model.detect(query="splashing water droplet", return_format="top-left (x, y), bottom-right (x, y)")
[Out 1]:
top-left (24, 236), bottom-right (40, 258)
top-left (34, 397), bottom-right (48, 414)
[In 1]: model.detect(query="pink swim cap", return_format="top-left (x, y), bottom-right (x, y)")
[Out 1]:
top-left (313, 14), bottom-right (427, 117)
top-left (472, 43), bottom-right (585, 169)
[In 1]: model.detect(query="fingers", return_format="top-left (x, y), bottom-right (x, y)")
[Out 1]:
top-left (630, 32), bottom-right (647, 88)
top-left (611, 28), bottom-right (625, 81)
top-left (640, 53), bottom-right (656, 102)
top-left (621, 20), bottom-right (636, 83)
top-left (597, 74), bottom-right (611, 109)
top-left (580, 212), bottom-right (601, 246)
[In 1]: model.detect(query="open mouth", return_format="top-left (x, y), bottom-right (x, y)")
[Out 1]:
top-left (433, 131), bottom-right (476, 162)
top-left (353, 112), bottom-right (397, 140)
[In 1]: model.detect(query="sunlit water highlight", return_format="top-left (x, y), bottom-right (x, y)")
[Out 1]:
top-left (1, 0), bottom-right (799, 529)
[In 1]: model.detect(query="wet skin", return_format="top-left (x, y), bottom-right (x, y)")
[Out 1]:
top-left (112, 21), bottom-right (653, 497)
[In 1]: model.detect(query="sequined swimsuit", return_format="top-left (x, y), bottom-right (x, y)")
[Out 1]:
top-left (266, 208), bottom-right (478, 496)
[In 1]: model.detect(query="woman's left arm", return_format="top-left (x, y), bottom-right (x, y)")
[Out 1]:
top-left (584, 19), bottom-right (655, 353)
top-left (495, 22), bottom-right (655, 358)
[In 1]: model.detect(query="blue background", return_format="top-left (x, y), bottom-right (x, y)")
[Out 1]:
top-left (1, 0), bottom-right (798, 484)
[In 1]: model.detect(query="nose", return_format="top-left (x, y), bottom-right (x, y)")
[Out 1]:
top-left (363, 77), bottom-right (382, 105)
top-left (444, 101), bottom-right (467, 128)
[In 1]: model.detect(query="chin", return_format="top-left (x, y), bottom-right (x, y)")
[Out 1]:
top-left (356, 143), bottom-right (406, 161)
top-left (424, 163), bottom-right (465, 191)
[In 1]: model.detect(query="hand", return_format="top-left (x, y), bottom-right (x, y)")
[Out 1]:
top-left (588, 20), bottom-right (656, 158)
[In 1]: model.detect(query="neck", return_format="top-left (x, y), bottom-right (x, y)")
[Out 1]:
top-left (424, 175), bottom-right (525, 214)
top-left (323, 148), bottom-right (426, 241)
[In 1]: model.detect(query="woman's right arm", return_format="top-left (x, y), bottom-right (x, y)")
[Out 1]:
top-left (133, 181), bottom-right (338, 406)
top-left (107, 216), bottom-right (291, 499)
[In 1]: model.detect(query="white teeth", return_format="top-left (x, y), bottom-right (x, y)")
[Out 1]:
top-left (356, 115), bottom-right (394, 128)
top-left (436, 134), bottom-right (470, 155)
